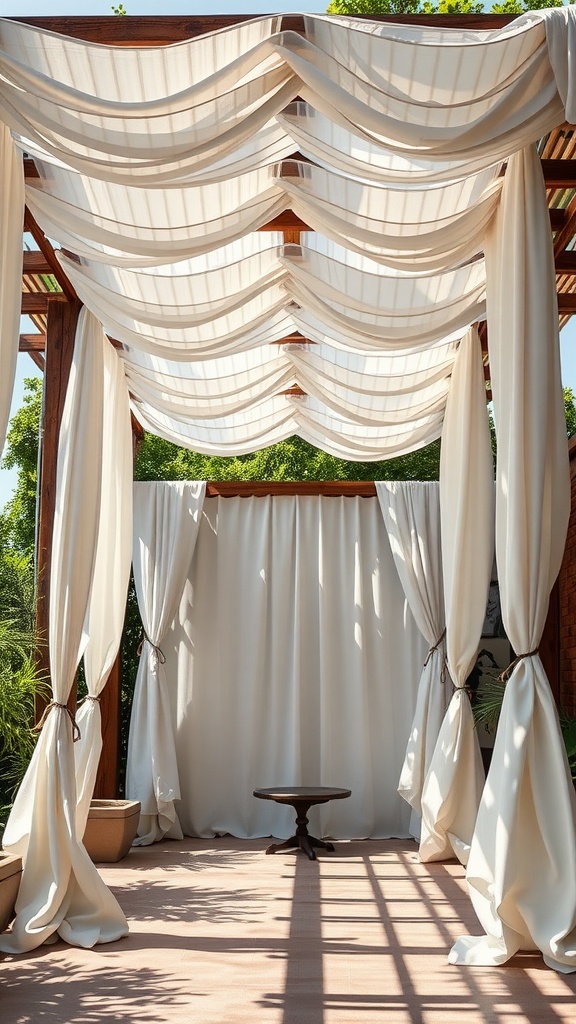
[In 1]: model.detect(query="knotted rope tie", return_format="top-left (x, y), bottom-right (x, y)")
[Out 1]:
top-left (78, 694), bottom-right (101, 707)
top-left (137, 631), bottom-right (166, 665)
top-left (423, 628), bottom-right (447, 685)
top-left (498, 648), bottom-right (539, 683)
top-left (33, 701), bottom-right (81, 742)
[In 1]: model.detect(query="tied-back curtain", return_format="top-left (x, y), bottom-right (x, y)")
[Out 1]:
top-left (0, 309), bottom-right (128, 955)
top-left (375, 480), bottom-right (447, 832)
top-left (0, 122), bottom-right (23, 457)
top-left (451, 147), bottom-right (576, 971)
top-left (420, 327), bottom-right (495, 865)
top-left (164, 494), bottom-right (426, 841)
top-left (126, 480), bottom-right (206, 845)
top-left (74, 340), bottom-right (133, 835)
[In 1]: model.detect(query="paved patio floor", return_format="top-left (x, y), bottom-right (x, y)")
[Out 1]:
top-left (2, 837), bottom-right (576, 1023)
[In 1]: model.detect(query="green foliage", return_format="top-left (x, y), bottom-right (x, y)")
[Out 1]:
top-left (1, 378), bottom-right (42, 558)
top-left (327, 0), bottom-right (570, 15)
top-left (0, 550), bottom-right (47, 833)
top-left (561, 712), bottom-right (576, 783)
top-left (565, 387), bottom-right (576, 438)
top-left (474, 676), bottom-right (576, 784)
top-left (489, 0), bottom-right (526, 11)
top-left (326, 0), bottom-right (420, 13)
top-left (111, 4), bottom-right (127, 13)
top-left (135, 431), bottom-right (441, 483)
top-left (422, 0), bottom-right (484, 12)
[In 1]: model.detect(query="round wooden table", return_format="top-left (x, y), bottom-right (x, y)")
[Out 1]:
top-left (253, 786), bottom-right (351, 860)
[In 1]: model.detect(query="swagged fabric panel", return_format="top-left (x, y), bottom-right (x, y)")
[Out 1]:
top-left (0, 8), bottom-right (572, 463)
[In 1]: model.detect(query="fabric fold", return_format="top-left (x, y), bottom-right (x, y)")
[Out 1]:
top-left (126, 481), bottom-right (206, 845)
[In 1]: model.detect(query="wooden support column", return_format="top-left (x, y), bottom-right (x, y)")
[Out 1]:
top-left (541, 577), bottom-right (561, 705)
top-left (35, 295), bottom-right (82, 712)
top-left (93, 654), bottom-right (122, 798)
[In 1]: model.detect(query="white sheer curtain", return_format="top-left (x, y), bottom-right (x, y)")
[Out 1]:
top-left (126, 481), bottom-right (206, 845)
top-left (0, 309), bottom-right (128, 954)
top-left (74, 341), bottom-right (133, 834)
top-left (375, 481), bottom-right (447, 836)
top-left (163, 494), bottom-right (426, 841)
top-left (419, 327), bottom-right (494, 866)
top-left (0, 122), bottom-right (23, 456)
top-left (451, 147), bottom-right (576, 971)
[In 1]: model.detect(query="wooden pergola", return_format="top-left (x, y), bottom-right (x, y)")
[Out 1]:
top-left (11, 13), bottom-right (576, 796)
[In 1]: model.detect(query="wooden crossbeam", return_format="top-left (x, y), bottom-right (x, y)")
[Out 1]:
top-left (14, 14), bottom-right (516, 47)
top-left (556, 252), bottom-right (576, 273)
top-left (557, 293), bottom-right (576, 313)
top-left (19, 333), bottom-right (46, 351)
top-left (541, 159), bottom-right (576, 188)
top-left (205, 480), bottom-right (378, 497)
top-left (24, 208), bottom-right (77, 303)
top-left (22, 251), bottom-right (53, 275)
top-left (554, 194), bottom-right (576, 252)
top-left (21, 293), bottom-right (52, 314)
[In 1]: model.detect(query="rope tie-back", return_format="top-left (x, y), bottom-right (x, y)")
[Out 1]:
top-left (423, 627), bottom-right (447, 685)
top-left (498, 648), bottom-right (540, 683)
top-left (423, 627), bottom-right (446, 667)
top-left (137, 630), bottom-right (166, 665)
top-left (33, 701), bottom-right (81, 742)
top-left (78, 694), bottom-right (101, 706)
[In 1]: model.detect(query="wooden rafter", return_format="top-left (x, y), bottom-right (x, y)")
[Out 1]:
top-left (23, 208), bottom-right (77, 303)
top-left (19, 333), bottom-right (46, 351)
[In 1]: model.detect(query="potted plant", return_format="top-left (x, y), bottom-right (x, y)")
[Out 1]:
top-left (473, 672), bottom-right (576, 784)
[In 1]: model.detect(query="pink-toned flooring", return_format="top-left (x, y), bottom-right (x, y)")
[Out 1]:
top-left (2, 837), bottom-right (576, 1024)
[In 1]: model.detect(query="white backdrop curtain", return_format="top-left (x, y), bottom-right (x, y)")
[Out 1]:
top-left (375, 480), bottom-right (447, 836)
top-left (0, 309), bottom-right (128, 954)
top-left (420, 327), bottom-right (495, 865)
top-left (126, 481), bottom-right (206, 845)
top-left (158, 493), bottom-right (427, 841)
top-left (0, 122), bottom-right (23, 457)
top-left (74, 342), bottom-right (133, 834)
top-left (451, 147), bottom-right (576, 970)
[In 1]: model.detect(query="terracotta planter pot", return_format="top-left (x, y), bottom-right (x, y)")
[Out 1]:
top-left (0, 851), bottom-right (22, 932)
top-left (83, 799), bottom-right (141, 863)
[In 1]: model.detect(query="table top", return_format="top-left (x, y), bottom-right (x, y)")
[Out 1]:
top-left (253, 787), bottom-right (351, 804)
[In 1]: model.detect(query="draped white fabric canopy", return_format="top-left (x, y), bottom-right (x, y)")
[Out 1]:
top-left (0, 8), bottom-right (574, 972)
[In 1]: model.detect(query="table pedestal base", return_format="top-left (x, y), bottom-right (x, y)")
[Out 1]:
top-left (265, 805), bottom-right (335, 861)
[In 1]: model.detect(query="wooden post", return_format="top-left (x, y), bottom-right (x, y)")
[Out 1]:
top-left (541, 577), bottom-right (561, 705)
top-left (93, 653), bottom-right (122, 798)
top-left (35, 296), bottom-right (82, 714)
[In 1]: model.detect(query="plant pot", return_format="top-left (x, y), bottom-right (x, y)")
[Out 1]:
top-left (83, 799), bottom-right (141, 863)
top-left (0, 851), bottom-right (22, 932)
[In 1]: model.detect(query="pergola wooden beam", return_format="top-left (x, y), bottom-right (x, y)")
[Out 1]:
top-left (21, 293), bottom-right (54, 314)
top-left (22, 251), bottom-right (53, 275)
top-left (19, 333), bottom-right (46, 351)
top-left (24, 208), bottom-right (77, 303)
top-left (557, 293), bottom-right (576, 313)
top-left (14, 14), bottom-right (516, 46)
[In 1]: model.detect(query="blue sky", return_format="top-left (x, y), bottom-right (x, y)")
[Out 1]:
top-left (1, 1), bottom-right (575, 505)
